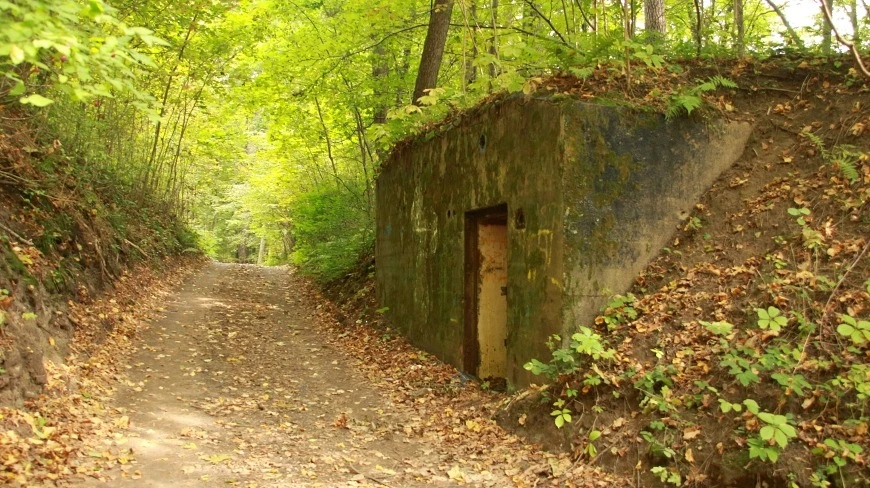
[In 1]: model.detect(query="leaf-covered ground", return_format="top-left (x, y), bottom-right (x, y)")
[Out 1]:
top-left (2, 262), bottom-right (625, 487)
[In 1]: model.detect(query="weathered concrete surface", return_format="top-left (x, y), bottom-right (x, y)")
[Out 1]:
top-left (560, 105), bottom-right (752, 338)
top-left (376, 96), bottom-right (752, 386)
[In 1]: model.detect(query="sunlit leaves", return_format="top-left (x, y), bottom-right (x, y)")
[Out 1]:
top-left (837, 315), bottom-right (870, 346)
top-left (0, 0), bottom-right (162, 107)
top-left (19, 94), bottom-right (53, 106)
top-left (756, 306), bottom-right (787, 333)
top-left (700, 320), bottom-right (733, 336)
top-left (551, 408), bottom-right (572, 428)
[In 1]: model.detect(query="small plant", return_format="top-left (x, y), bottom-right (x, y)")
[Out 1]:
top-left (641, 428), bottom-right (677, 461)
top-left (721, 351), bottom-right (760, 386)
top-left (836, 314), bottom-right (870, 346)
top-left (665, 76), bottom-right (737, 119)
top-left (771, 372), bottom-right (812, 396)
top-left (700, 320), bottom-right (733, 336)
top-left (583, 429), bottom-right (602, 458)
top-left (651, 466), bottom-right (682, 485)
top-left (684, 216), bottom-right (702, 232)
top-left (595, 294), bottom-right (638, 331)
top-left (719, 399), bottom-right (743, 413)
top-left (788, 207), bottom-right (825, 250)
top-left (812, 438), bottom-right (863, 475)
top-left (788, 207), bottom-right (811, 226)
top-left (756, 306), bottom-right (788, 333)
top-left (551, 399), bottom-right (572, 428)
top-left (740, 399), bottom-right (797, 463)
top-left (803, 130), bottom-right (863, 183)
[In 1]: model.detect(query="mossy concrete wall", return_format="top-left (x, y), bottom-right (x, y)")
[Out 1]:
top-left (559, 104), bottom-right (752, 337)
top-left (376, 97), bottom-right (751, 386)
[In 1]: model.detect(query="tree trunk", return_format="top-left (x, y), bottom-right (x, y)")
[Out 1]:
top-left (488, 0), bottom-right (500, 80)
top-left (257, 237), bottom-right (266, 265)
top-left (734, 0), bottom-right (744, 56)
top-left (848, 0), bottom-right (859, 46)
top-left (691, 0), bottom-right (703, 56)
top-left (821, 0), bottom-right (834, 55)
top-left (644, 0), bottom-right (666, 37)
top-left (763, 0), bottom-right (805, 50)
top-left (462, 1), bottom-right (478, 89)
top-left (142, 12), bottom-right (199, 196)
top-left (372, 44), bottom-right (389, 124)
top-left (238, 232), bottom-right (248, 263)
top-left (413, 0), bottom-right (455, 105)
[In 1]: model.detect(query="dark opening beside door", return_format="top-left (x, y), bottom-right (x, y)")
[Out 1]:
top-left (464, 204), bottom-right (508, 380)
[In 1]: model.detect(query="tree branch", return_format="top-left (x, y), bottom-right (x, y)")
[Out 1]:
top-left (522, 0), bottom-right (570, 46)
top-left (819, 0), bottom-right (870, 78)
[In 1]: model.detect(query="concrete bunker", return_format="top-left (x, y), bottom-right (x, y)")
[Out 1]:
top-left (376, 96), bottom-right (752, 387)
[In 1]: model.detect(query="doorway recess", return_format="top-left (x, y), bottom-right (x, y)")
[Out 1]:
top-left (464, 204), bottom-right (508, 380)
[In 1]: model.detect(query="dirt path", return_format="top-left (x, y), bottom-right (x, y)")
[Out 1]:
top-left (77, 263), bottom-right (515, 487)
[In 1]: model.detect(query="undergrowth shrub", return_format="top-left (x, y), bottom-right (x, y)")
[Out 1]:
top-left (290, 186), bottom-right (373, 282)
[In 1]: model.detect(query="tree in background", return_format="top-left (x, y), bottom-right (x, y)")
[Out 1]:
top-left (644, 0), bottom-right (666, 38)
top-left (3, 0), bottom-right (868, 278)
top-left (414, 0), bottom-right (455, 104)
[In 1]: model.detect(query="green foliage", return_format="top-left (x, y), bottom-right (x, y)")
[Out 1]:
top-left (651, 466), bottom-right (682, 485)
top-left (596, 293), bottom-right (638, 331)
top-left (289, 187), bottom-right (373, 281)
top-left (551, 401), bottom-right (572, 429)
top-left (701, 320), bottom-right (734, 336)
top-left (523, 326), bottom-right (616, 383)
top-left (584, 429), bottom-right (602, 458)
top-left (721, 350), bottom-right (761, 387)
top-left (836, 315), bottom-right (870, 346)
top-left (803, 130), bottom-right (864, 183)
top-left (756, 306), bottom-right (787, 333)
top-left (0, 0), bottom-right (161, 107)
top-left (665, 76), bottom-right (737, 120)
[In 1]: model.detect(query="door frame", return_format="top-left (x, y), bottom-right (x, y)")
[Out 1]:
top-left (463, 203), bottom-right (508, 376)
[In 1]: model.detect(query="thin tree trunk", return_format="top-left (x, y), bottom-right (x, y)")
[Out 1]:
top-left (623, 0), bottom-right (632, 40)
top-left (489, 0), bottom-right (500, 80)
top-left (848, 0), bottom-right (859, 46)
top-left (763, 0), bottom-right (805, 49)
top-left (351, 106), bottom-right (374, 218)
top-left (257, 237), bottom-right (266, 265)
top-left (821, 0), bottom-right (834, 55)
top-left (238, 231), bottom-right (248, 263)
top-left (734, 0), bottom-right (745, 56)
top-left (313, 96), bottom-right (366, 205)
top-left (692, 0), bottom-right (703, 56)
top-left (630, 0), bottom-right (637, 37)
top-left (413, 0), bottom-right (455, 104)
top-left (460, 0), bottom-right (478, 89)
top-left (313, 95), bottom-right (340, 188)
top-left (372, 43), bottom-right (389, 124)
top-left (142, 12), bottom-right (198, 195)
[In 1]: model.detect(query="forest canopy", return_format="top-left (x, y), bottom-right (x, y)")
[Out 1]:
top-left (1, 0), bottom-right (868, 279)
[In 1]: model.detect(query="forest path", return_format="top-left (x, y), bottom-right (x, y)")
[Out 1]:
top-left (78, 263), bottom-right (508, 487)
